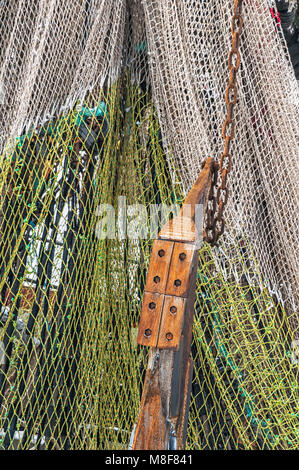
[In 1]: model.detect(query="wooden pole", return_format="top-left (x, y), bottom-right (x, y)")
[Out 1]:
top-left (132, 157), bottom-right (214, 450)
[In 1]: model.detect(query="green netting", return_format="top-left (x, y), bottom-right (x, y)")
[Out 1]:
top-left (191, 242), bottom-right (298, 450)
top-left (0, 77), bottom-right (298, 450)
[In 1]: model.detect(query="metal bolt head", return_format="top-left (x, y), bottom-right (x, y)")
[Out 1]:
top-left (170, 306), bottom-right (177, 314)
top-left (154, 275), bottom-right (160, 283)
top-left (149, 302), bottom-right (156, 310)
top-left (158, 249), bottom-right (165, 257)
top-left (166, 332), bottom-right (173, 341)
top-left (179, 252), bottom-right (186, 261)
top-left (174, 279), bottom-right (181, 287)
top-left (144, 328), bottom-right (152, 337)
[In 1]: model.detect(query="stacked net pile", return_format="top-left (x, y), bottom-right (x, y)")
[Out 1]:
top-left (0, 0), bottom-right (298, 450)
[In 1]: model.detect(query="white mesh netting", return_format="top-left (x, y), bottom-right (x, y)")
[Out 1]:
top-left (0, 0), bottom-right (126, 146)
top-left (141, 0), bottom-right (299, 327)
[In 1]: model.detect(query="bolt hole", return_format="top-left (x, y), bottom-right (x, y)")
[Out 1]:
top-left (153, 276), bottom-right (160, 284)
top-left (179, 252), bottom-right (186, 261)
top-left (144, 328), bottom-right (152, 338)
top-left (149, 302), bottom-right (156, 310)
top-left (174, 279), bottom-right (181, 287)
top-left (170, 306), bottom-right (177, 314)
top-left (158, 249), bottom-right (165, 257)
top-left (166, 332), bottom-right (173, 341)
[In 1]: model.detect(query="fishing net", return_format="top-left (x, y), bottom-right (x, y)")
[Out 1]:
top-left (0, 0), bottom-right (298, 450)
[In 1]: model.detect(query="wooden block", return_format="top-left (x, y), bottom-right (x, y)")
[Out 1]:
top-left (145, 239), bottom-right (174, 294)
top-left (133, 157), bottom-right (214, 450)
top-left (165, 242), bottom-right (196, 297)
top-left (159, 216), bottom-right (196, 243)
top-left (157, 295), bottom-right (186, 350)
top-left (137, 292), bottom-right (165, 347)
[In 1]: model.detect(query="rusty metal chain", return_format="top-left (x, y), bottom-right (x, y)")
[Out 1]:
top-left (205, 0), bottom-right (244, 246)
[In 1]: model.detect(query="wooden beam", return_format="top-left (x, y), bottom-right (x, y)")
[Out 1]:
top-left (132, 157), bottom-right (214, 450)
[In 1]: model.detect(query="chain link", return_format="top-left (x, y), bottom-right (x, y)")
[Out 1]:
top-left (205, 0), bottom-right (244, 246)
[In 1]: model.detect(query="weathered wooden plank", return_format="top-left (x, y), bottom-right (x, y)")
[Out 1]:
top-left (165, 242), bottom-right (196, 298)
top-left (144, 239), bottom-right (174, 294)
top-left (157, 295), bottom-right (186, 350)
top-left (136, 292), bottom-right (165, 347)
